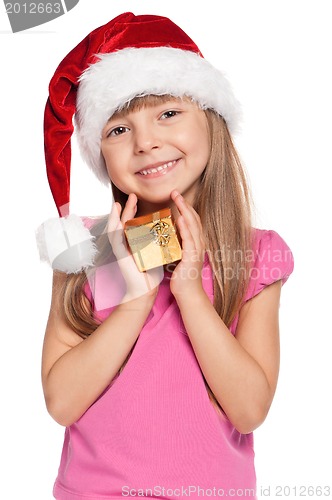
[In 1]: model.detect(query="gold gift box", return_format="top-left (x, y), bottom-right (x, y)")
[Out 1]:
top-left (124, 208), bottom-right (182, 272)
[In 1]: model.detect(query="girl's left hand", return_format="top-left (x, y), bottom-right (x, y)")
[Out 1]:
top-left (169, 190), bottom-right (206, 299)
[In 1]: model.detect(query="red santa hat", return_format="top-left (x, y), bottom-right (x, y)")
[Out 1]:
top-left (36, 12), bottom-right (242, 273)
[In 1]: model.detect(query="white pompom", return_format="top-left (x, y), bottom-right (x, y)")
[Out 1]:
top-left (36, 214), bottom-right (98, 274)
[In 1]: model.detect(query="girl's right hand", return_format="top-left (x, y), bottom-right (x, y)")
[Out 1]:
top-left (106, 193), bottom-right (163, 303)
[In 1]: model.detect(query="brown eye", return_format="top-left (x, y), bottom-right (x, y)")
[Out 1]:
top-left (160, 110), bottom-right (180, 120)
top-left (108, 126), bottom-right (130, 137)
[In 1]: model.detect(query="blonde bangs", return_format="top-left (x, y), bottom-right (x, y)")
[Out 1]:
top-left (112, 94), bottom-right (184, 118)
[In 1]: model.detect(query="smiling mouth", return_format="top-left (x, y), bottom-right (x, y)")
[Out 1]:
top-left (136, 160), bottom-right (178, 176)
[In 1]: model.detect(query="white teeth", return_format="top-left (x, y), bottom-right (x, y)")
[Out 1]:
top-left (138, 160), bottom-right (177, 175)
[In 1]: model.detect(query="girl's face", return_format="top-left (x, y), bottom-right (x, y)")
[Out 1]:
top-left (101, 97), bottom-right (210, 215)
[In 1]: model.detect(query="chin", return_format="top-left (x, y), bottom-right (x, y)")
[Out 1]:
top-left (136, 196), bottom-right (172, 215)
top-left (139, 193), bottom-right (172, 204)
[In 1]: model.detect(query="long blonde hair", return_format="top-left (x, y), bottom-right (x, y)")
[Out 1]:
top-left (60, 95), bottom-right (254, 413)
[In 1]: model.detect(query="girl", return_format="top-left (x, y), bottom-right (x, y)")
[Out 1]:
top-left (37, 12), bottom-right (294, 500)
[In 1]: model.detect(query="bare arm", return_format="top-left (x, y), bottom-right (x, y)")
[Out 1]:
top-left (168, 190), bottom-right (282, 434)
top-left (174, 280), bottom-right (282, 434)
top-left (42, 271), bottom-right (156, 427)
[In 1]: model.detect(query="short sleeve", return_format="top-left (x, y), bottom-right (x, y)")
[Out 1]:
top-left (244, 229), bottom-right (294, 302)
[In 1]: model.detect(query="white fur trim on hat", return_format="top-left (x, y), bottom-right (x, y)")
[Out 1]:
top-left (75, 47), bottom-right (242, 185)
top-left (36, 214), bottom-right (98, 273)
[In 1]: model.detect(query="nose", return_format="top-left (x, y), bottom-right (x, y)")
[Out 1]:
top-left (134, 124), bottom-right (162, 154)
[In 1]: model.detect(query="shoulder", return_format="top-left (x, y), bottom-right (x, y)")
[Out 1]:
top-left (244, 228), bottom-right (294, 302)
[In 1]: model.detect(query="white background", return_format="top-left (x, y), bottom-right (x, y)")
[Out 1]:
top-left (1, 1), bottom-right (331, 499)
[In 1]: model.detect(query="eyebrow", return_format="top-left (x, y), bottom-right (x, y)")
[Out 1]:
top-left (106, 97), bottom-right (186, 123)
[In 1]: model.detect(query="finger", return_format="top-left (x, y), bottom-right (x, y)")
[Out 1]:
top-left (190, 206), bottom-right (203, 230)
top-left (176, 202), bottom-right (203, 248)
top-left (178, 219), bottom-right (206, 267)
top-left (177, 206), bottom-right (206, 261)
top-left (176, 216), bottom-right (195, 251)
top-left (171, 190), bottom-right (201, 227)
top-left (108, 202), bottom-right (121, 226)
top-left (106, 202), bottom-right (121, 241)
top-left (121, 193), bottom-right (138, 225)
top-left (107, 203), bottom-right (128, 253)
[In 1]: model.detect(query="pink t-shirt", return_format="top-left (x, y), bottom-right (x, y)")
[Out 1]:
top-left (53, 229), bottom-right (294, 500)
